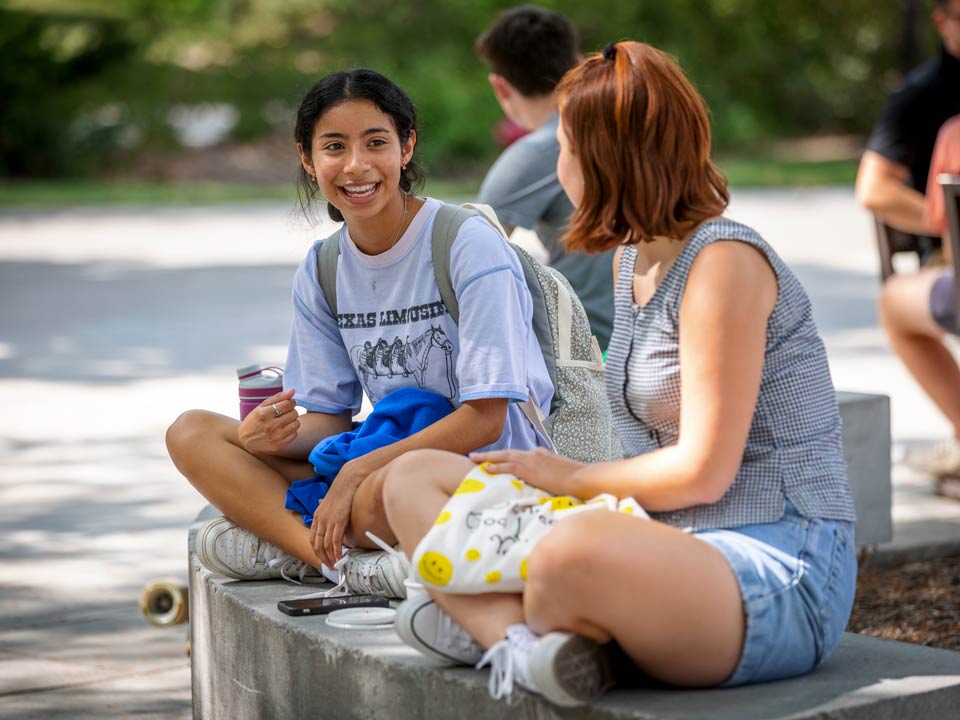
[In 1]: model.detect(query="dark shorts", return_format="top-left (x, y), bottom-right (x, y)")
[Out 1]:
top-left (930, 270), bottom-right (957, 334)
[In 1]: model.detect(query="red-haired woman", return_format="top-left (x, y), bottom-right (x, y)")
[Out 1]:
top-left (382, 41), bottom-right (857, 707)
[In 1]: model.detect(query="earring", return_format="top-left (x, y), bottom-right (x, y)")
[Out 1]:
top-left (310, 174), bottom-right (317, 184)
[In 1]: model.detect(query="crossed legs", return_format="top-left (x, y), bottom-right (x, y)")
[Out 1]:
top-left (166, 409), bottom-right (392, 568)
top-left (382, 449), bottom-right (745, 686)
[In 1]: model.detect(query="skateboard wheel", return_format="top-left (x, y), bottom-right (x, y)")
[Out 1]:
top-left (140, 578), bottom-right (189, 627)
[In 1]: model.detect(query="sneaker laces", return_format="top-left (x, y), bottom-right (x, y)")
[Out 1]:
top-left (343, 550), bottom-right (408, 598)
top-left (240, 532), bottom-right (285, 574)
top-left (366, 531), bottom-right (418, 591)
top-left (268, 555), bottom-right (322, 585)
top-left (346, 532), bottom-right (409, 596)
top-left (315, 532), bottom-right (410, 598)
top-left (236, 534), bottom-right (319, 586)
top-left (477, 624), bottom-right (536, 702)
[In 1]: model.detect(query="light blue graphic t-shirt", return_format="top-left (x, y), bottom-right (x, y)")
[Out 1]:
top-left (284, 197), bottom-right (553, 452)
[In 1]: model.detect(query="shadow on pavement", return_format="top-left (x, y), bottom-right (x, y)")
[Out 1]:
top-left (0, 260), bottom-right (296, 382)
top-left (0, 258), bottom-right (885, 383)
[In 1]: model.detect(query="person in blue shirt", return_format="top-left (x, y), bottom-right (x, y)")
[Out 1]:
top-left (165, 68), bottom-right (552, 586)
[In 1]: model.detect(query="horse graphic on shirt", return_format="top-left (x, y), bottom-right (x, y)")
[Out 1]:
top-left (352, 326), bottom-right (455, 400)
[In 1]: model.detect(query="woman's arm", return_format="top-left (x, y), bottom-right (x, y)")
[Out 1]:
top-left (277, 408), bottom-right (353, 459)
top-left (235, 388), bottom-right (353, 460)
top-left (475, 240), bottom-right (778, 511)
top-left (332, 397), bottom-right (507, 487)
top-left (856, 151), bottom-right (932, 236)
top-left (311, 396), bottom-right (508, 567)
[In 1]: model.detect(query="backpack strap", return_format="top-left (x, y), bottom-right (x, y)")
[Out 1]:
top-left (316, 227), bottom-right (343, 317)
top-left (431, 203), bottom-right (513, 323)
top-left (432, 203), bottom-right (561, 410)
top-left (430, 204), bottom-right (477, 324)
top-left (517, 387), bottom-right (557, 454)
top-left (555, 275), bottom-right (573, 362)
top-left (507, 245), bottom-right (558, 395)
top-left (430, 203), bottom-right (560, 450)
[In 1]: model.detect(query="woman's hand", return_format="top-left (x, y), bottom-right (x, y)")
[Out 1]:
top-left (469, 447), bottom-right (587, 497)
top-left (309, 458), bottom-right (369, 569)
top-left (237, 389), bottom-right (300, 455)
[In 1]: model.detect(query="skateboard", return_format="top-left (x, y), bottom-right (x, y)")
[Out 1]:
top-left (139, 578), bottom-right (189, 627)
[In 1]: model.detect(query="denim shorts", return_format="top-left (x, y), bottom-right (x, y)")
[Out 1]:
top-left (930, 270), bottom-right (956, 334)
top-left (693, 501), bottom-right (857, 687)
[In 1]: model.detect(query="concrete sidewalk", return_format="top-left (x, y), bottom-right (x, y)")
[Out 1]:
top-left (1, 188), bottom-right (959, 718)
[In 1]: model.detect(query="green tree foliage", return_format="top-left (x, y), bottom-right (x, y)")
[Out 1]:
top-left (0, 7), bottom-right (136, 176)
top-left (563, 0), bottom-right (906, 145)
top-left (0, 0), bottom-right (941, 178)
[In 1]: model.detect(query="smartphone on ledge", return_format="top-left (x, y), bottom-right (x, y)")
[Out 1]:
top-left (277, 593), bottom-right (390, 617)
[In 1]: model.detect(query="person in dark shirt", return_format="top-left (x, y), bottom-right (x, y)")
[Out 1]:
top-left (860, 0), bottom-right (960, 492)
top-left (856, 0), bottom-right (960, 237)
top-left (881, 117), bottom-right (960, 493)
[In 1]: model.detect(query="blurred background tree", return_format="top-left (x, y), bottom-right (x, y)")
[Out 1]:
top-left (0, 0), bottom-right (942, 182)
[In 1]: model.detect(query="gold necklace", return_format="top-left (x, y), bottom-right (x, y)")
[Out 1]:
top-left (390, 192), bottom-right (408, 250)
top-left (372, 193), bottom-right (408, 292)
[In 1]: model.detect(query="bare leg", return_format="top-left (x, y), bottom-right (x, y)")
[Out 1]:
top-left (385, 449), bottom-right (744, 684)
top-left (880, 269), bottom-right (960, 436)
top-left (346, 468), bottom-right (398, 549)
top-left (166, 410), bottom-right (320, 566)
top-left (383, 449), bottom-right (524, 647)
top-left (523, 511), bottom-right (744, 687)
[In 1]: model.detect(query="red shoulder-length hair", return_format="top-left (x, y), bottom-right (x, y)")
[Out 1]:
top-left (557, 41), bottom-right (729, 252)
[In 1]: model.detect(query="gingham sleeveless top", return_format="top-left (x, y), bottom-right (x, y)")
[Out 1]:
top-left (605, 218), bottom-right (856, 530)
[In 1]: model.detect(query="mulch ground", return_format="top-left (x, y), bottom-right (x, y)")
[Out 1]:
top-left (848, 554), bottom-right (960, 650)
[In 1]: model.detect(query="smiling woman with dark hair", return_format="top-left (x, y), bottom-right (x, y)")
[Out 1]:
top-left (382, 41), bottom-right (857, 708)
top-left (165, 68), bottom-right (553, 593)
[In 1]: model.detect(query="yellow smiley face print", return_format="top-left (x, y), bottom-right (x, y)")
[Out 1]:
top-left (418, 551), bottom-right (454, 587)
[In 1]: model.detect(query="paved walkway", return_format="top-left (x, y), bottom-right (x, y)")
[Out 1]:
top-left (1, 188), bottom-right (958, 718)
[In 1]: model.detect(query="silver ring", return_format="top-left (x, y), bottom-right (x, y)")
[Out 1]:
top-left (272, 403), bottom-right (282, 418)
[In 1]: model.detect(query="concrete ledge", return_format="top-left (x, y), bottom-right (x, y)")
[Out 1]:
top-left (837, 391), bottom-right (892, 548)
top-left (190, 391), bottom-right (902, 718)
top-left (189, 516), bottom-right (960, 719)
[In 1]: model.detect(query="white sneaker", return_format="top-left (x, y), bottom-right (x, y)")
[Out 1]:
top-left (477, 624), bottom-right (613, 707)
top-left (195, 516), bottom-right (324, 583)
top-left (903, 438), bottom-right (960, 477)
top-left (323, 540), bottom-right (409, 599)
top-left (394, 593), bottom-right (484, 666)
